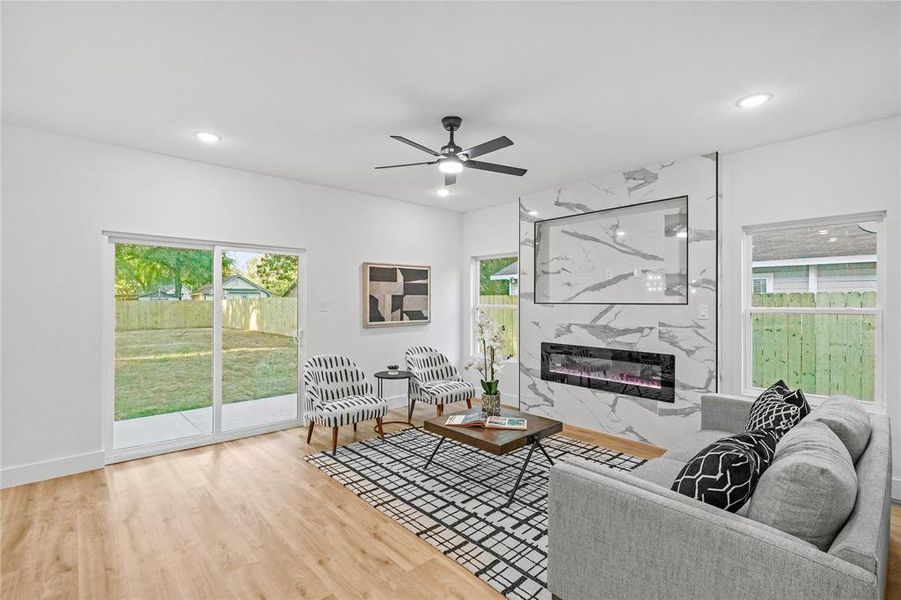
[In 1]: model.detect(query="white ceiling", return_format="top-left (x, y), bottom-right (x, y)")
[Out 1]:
top-left (3, 2), bottom-right (898, 212)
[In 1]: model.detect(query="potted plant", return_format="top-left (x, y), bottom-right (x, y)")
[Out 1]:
top-left (465, 310), bottom-right (510, 416)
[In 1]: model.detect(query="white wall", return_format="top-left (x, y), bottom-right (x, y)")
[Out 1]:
top-left (460, 202), bottom-right (520, 405)
top-left (720, 116), bottom-right (901, 496)
top-left (0, 126), bottom-right (463, 486)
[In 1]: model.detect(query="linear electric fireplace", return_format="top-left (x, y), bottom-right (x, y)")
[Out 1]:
top-left (541, 342), bottom-right (675, 402)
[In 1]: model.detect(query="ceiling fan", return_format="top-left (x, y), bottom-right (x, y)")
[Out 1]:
top-left (375, 116), bottom-right (527, 186)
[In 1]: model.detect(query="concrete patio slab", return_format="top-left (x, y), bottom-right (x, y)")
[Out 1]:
top-left (114, 394), bottom-right (298, 449)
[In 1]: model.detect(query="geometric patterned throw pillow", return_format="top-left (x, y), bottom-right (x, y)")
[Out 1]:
top-left (782, 388), bottom-right (810, 419)
top-left (747, 380), bottom-right (802, 437)
top-left (671, 430), bottom-right (780, 513)
top-left (747, 399), bottom-right (802, 437)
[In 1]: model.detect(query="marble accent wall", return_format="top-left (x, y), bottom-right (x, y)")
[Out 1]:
top-left (519, 154), bottom-right (718, 448)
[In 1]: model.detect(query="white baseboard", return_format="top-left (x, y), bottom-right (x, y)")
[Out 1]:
top-left (0, 450), bottom-right (105, 489)
top-left (893, 477), bottom-right (901, 502)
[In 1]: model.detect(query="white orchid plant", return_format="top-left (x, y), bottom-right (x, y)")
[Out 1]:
top-left (465, 310), bottom-right (511, 396)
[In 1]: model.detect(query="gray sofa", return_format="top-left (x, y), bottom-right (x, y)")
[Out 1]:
top-left (548, 393), bottom-right (893, 600)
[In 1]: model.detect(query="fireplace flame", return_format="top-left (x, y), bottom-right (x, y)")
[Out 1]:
top-left (548, 366), bottom-right (662, 389)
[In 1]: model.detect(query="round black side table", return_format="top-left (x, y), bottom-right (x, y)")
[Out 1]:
top-left (374, 370), bottom-right (416, 428)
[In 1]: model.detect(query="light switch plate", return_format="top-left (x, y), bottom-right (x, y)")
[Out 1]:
top-left (698, 304), bottom-right (709, 320)
top-left (605, 267), bottom-right (614, 280)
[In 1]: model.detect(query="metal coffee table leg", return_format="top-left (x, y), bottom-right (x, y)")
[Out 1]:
top-left (425, 436), bottom-right (444, 469)
top-left (506, 441), bottom-right (538, 507)
top-left (536, 440), bottom-right (554, 466)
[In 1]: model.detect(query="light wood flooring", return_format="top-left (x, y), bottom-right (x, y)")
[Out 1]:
top-left (2, 405), bottom-right (899, 599)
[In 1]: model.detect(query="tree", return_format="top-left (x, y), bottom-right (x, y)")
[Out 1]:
top-left (115, 244), bottom-right (235, 299)
top-left (251, 254), bottom-right (298, 296)
top-left (479, 256), bottom-right (517, 296)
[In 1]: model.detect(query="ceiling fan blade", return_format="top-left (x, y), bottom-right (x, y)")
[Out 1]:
top-left (462, 136), bottom-right (513, 159)
top-left (374, 161), bottom-right (437, 170)
top-left (390, 135), bottom-right (440, 157)
top-left (464, 160), bottom-right (527, 177)
top-left (444, 173), bottom-right (457, 186)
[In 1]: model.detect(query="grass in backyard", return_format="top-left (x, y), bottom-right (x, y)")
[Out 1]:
top-left (115, 327), bottom-right (297, 420)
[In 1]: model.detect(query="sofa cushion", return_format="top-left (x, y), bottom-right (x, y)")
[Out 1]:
top-left (661, 429), bottom-right (733, 462)
top-left (630, 457), bottom-right (686, 488)
top-left (671, 430), bottom-right (779, 513)
top-left (747, 421), bottom-right (858, 551)
top-left (805, 395), bottom-right (871, 463)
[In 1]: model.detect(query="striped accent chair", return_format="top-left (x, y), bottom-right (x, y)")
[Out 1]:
top-left (302, 354), bottom-right (388, 454)
top-left (405, 346), bottom-right (475, 417)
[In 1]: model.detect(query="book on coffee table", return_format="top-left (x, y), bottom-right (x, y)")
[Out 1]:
top-left (444, 411), bottom-right (527, 430)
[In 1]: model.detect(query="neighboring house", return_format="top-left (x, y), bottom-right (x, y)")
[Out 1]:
top-left (282, 282), bottom-right (297, 297)
top-left (751, 222), bottom-right (877, 294)
top-left (136, 284), bottom-right (192, 301)
top-left (489, 261), bottom-right (519, 296)
top-left (193, 274), bottom-right (273, 299)
top-left (752, 260), bottom-right (876, 294)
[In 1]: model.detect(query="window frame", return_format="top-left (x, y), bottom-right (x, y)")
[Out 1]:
top-left (471, 253), bottom-right (519, 361)
top-left (740, 212), bottom-right (886, 409)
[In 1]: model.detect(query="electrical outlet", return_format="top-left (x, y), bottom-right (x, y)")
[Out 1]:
top-left (605, 267), bottom-right (614, 280)
top-left (698, 304), bottom-right (709, 320)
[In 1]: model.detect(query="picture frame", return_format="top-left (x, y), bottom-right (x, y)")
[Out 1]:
top-left (362, 262), bottom-right (431, 327)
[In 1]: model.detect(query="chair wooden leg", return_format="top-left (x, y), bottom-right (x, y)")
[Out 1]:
top-left (436, 404), bottom-right (443, 417)
top-left (332, 426), bottom-right (338, 455)
top-left (407, 399), bottom-right (417, 422)
top-left (376, 417), bottom-right (384, 440)
top-left (466, 398), bottom-right (472, 409)
top-left (353, 422), bottom-right (357, 433)
top-left (306, 421), bottom-right (315, 444)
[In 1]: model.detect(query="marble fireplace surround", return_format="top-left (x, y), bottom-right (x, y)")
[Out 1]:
top-left (519, 154), bottom-right (718, 448)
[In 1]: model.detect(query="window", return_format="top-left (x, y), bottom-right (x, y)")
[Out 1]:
top-left (473, 255), bottom-right (518, 359)
top-left (743, 214), bottom-right (884, 404)
top-left (751, 273), bottom-right (774, 294)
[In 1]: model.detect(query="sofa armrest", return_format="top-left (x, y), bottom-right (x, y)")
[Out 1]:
top-left (548, 460), bottom-right (877, 600)
top-left (700, 393), bottom-right (753, 433)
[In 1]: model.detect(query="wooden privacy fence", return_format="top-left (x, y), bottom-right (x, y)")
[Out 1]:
top-left (751, 291), bottom-right (877, 402)
top-left (116, 298), bottom-right (298, 338)
top-left (478, 295), bottom-right (518, 358)
top-left (222, 298), bottom-right (297, 338)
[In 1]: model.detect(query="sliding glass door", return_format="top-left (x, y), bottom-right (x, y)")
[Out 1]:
top-left (113, 242), bottom-right (215, 449)
top-left (108, 236), bottom-right (303, 458)
top-left (221, 249), bottom-right (299, 431)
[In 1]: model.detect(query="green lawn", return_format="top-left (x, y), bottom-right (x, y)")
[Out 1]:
top-left (115, 327), bottom-right (298, 420)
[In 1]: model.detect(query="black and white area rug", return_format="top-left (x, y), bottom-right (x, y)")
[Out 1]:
top-left (304, 427), bottom-right (645, 600)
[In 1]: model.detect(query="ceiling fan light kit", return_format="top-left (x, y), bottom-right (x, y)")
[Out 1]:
top-left (375, 116), bottom-right (526, 187)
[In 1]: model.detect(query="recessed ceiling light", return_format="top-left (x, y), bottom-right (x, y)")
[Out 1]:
top-left (436, 188), bottom-right (450, 197)
top-left (528, 210), bottom-right (539, 217)
top-left (736, 93), bottom-right (773, 109)
top-left (194, 131), bottom-right (221, 144)
top-left (828, 237), bottom-right (838, 242)
top-left (615, 230), bottom-right (626, 237)
top-left (818, 229), bottom-right (829, 235)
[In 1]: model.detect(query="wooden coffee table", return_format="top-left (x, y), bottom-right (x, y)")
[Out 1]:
top-left (422, 408), bottom-right (563, 507)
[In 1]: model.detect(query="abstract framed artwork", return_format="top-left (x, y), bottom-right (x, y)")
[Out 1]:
top-left (362, 262), bottom-right (431, 327)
